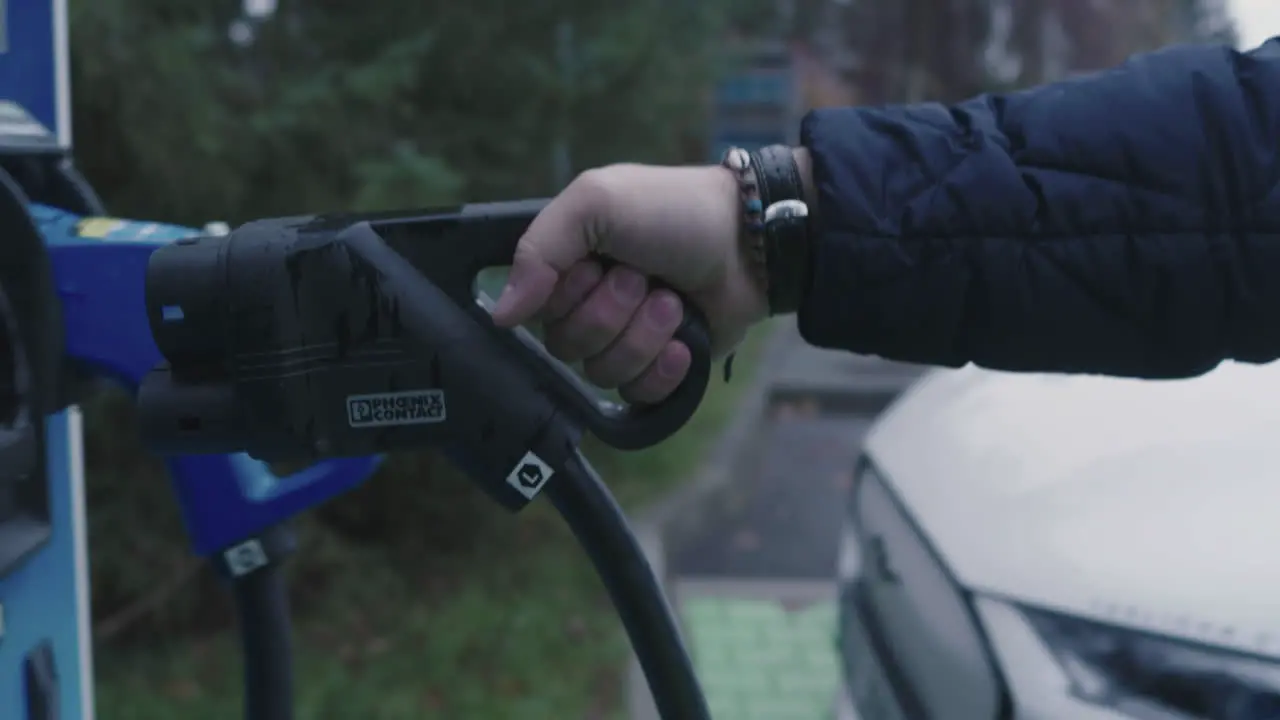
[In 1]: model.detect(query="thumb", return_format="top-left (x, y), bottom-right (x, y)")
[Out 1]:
top-left (491, 183), bottom-right (600, 326)
top-left (490, 242), bottom-right (561, 327)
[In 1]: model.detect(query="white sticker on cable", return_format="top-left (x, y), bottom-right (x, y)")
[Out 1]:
top-left (506, 451), bottom-right (554, 500)
top-left (223, 539), bottom-right (269, 577)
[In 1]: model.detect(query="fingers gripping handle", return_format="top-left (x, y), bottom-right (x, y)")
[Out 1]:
top-left (451, 200), bottom-right (714, 450)
top-left (503, 303), bottom-right (712, 450)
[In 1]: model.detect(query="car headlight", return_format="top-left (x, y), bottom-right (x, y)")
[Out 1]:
top-left (1024, 606), bottom-right (1280, 719)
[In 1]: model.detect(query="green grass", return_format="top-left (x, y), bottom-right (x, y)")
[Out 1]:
top-left (94, 323), bottom-right (774, 720)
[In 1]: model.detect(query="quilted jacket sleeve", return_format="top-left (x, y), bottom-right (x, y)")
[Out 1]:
top-left (797, 39), bottom-right (1280, 378)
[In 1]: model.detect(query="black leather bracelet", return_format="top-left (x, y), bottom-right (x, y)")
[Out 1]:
top-left (749, 145), bottom-right (811, 316)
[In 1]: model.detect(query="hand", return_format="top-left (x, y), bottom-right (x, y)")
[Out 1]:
top-left (492, 163), bottom-right (769, 403)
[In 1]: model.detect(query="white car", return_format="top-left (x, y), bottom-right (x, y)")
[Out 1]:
top-left (834, 361), bottom-right (1280, 720)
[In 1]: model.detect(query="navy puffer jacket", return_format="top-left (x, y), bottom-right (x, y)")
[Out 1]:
top-left (798, 39), bottom-right (1280, 378)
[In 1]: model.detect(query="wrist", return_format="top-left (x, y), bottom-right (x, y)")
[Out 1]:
top-left (718, 146), bottom-right (814, 317)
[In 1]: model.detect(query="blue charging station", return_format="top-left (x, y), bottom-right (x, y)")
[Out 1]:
top-left (0, 3), bottom-right (724, 719)
top-left (0, 3), bottom-right (381, 717)
top-left (0, 2), bottom-right (95, 717)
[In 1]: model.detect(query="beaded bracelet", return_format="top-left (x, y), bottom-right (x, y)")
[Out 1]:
top-left (718, 147), bottom-right (771, 382)
top-left (720, 147), bottom-right (770, 299)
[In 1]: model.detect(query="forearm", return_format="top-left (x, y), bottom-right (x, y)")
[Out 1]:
top-left (791, 40), bottom-right (1280, 377)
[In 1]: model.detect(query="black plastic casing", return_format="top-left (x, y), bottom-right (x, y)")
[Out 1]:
top-left (139, 218), bottom-right (575, 511)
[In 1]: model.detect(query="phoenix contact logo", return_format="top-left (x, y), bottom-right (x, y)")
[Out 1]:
top-left (346, 390), bottom-right (446, 428)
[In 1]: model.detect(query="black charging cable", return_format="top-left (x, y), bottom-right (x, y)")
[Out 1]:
top-left (331, 227), bottom-right (713, 719)
top-left (547, 448), bottom-right (712, 720)
top-left (213, 453), bottom-right (712, 720)
top-left (216, 524), bottom-right (297, 720)
top-left (215, 456), bottom-right (711, 720)
top-left (189, 226), bottom-right (712, 720)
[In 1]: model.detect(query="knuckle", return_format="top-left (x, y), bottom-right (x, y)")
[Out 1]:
top-left (649, 367), bottom-right (682, 398)
top-left (511, 235), bottom-right (543, 267)
top-left (613, 333), bottom-right (658, 370)
top-left (543, 289), bottom-right (578, 322)
top-left (548, 302), bottom-right (623, 359)
top-left (643, 291), bottom-right (683, 332)
top-left (578, 296), bottom-right (625, 335)
top-left (568, 259), bottom-right (605, 290)
top-left (585, 334), bottom-right (654, 389)
top-left (570, 168), bottom-right (617, 220)
top-left (569, 165), bottom-right (642, 247)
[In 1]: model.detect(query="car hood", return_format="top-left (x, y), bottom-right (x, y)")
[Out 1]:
top-left (864, 365), bottom-right (1280, 657)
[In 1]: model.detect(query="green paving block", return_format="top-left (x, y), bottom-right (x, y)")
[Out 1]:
top-left (686, 627), bottom-right (725, 655)
top-left (742, 695), bottom-right (824, 719)
top-left (706, 696), bottom-right (740, 720)
top-left (808, 648), bottom-right (840, 670)
top-left (682, 597), bottom-right (729, 619)
top-left (701, 665), bottom-right (771, 688)
top-left (682, 595), bottom-right (841, 719)
top-left (702, 662), bottom-right (768, 686)
top-left (775, 668), bottom-right (839, 694)
top-left (792, 607), bottom-right (837, 636)
top-left (724, 599), bottom-right (788, 623)
top-left (689, 630), bottom-right (741, 653)
top-left (691, 643), bottom-right (732, 670)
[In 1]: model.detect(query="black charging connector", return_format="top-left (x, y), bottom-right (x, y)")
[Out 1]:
top-left (137, 202), bottom-right (718, 720)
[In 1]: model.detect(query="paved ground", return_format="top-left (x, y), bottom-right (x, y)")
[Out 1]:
top-left (670, 416), bottom-right (871, 579)
top-left (670, 321), bottom-right (919, 580)
top-left (643, 320), bottom-right (923, 719)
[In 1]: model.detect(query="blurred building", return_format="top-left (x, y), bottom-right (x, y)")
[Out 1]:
top-left (844, 0), bottom-right (1233, 103)
top-left (709, 40), bottom-right (797, 160)
top-left (704, 0), bottom-right (1233, 160)
top-left (1012, 0), bottom-right (1234, 80)
top-left (706, 0), bottom-right (858, 160)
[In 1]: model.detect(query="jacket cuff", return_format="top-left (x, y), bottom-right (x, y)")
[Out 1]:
top-left (795, 108), bottom-right (869, 353)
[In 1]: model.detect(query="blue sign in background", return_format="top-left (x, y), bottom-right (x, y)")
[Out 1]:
top-left (708, 66), bottom-right (795, 161)
top-left (0, 0), bottom-right (65, 143)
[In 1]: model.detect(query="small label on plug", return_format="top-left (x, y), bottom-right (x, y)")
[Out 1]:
top-left (346, 390), bottom-right (447, 428)
top-left (506, 452), bottom-right (554, 500)
top-left (223, 539), bottom-right (269, 577)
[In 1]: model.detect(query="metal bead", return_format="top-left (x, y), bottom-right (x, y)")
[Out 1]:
top-left (724, 147), bottom-right (751, 172)
top-left (202, 221), bottom-right (231, 236)
top-left (764, 199), bottom-right (808, 223)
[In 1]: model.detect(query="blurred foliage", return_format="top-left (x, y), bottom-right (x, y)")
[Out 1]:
top-left (68, 0), bottom-right (757, 224)
top-left (67, 0), bottom-right (762, 644)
